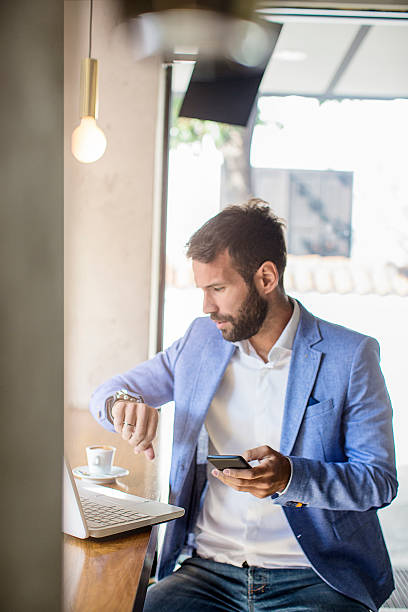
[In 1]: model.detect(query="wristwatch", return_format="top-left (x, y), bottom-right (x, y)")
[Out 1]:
top-left (105, 388), bottom-right (145, 424)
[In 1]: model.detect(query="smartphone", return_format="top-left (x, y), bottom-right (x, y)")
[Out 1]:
top-left (207, 454), bottom-right (251, 471)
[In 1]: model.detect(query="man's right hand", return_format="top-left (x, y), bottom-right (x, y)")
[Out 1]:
top-left (112, 401), bottom-right (159, 461)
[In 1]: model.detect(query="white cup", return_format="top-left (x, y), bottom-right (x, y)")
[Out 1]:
top-left (86, 445), bottom-right (116, 475)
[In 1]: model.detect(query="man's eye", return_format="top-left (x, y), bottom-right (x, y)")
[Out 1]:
top-left (213, 287), bottom-right (225, 292)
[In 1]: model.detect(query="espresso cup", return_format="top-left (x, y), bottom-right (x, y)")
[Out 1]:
top-left (86, 445), bottom-right (116, 475)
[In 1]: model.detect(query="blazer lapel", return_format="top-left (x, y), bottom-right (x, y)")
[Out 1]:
top-left (177, 325), bottom-right (235, 446)
top-left (280, 303), bottom-right (323, 456)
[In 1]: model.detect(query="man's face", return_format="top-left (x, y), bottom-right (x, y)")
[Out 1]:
top-left (192, 250), bottom-right (268, 342)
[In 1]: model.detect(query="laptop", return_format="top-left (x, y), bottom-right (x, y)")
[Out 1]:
top-left (63, 457), bottom-right (184, 539)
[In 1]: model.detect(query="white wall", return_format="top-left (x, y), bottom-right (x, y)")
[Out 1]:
top-left (64, 0), bottom-right (162, 410)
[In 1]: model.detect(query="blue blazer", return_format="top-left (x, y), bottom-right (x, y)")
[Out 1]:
top-left (90, 301), bottom-right (398, 611)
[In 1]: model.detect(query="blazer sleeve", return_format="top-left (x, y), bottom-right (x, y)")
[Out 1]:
top-left (275, 336), bottom-right (398, 511)
top-left (89, 321), bottom-right (196, 432)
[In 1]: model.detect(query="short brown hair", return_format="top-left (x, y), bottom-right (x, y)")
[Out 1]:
top-left (186, 199), bottom-right (287, 288)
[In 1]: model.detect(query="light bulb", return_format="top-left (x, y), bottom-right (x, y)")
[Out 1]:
top-left (72, 116), bottom-right (107, 163)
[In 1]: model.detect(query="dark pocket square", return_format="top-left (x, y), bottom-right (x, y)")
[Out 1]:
top-left (307, 396), bottom-right (319, 406)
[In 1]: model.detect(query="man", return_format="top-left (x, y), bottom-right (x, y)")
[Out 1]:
top-left (90, 200), bottom-right (397, 611)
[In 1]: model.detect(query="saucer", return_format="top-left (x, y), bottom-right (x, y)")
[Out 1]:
top-left (73, 465), bottom-right (129, 483)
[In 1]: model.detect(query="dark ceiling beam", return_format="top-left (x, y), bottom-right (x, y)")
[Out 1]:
top-left (322, 24), bottom-right (371, 98)
top-left (120, 0), bottom-right (257, 20)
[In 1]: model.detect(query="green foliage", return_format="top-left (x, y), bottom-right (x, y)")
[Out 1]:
top-left (169, 95), bottom-right (238, 150)
top-left (169, 94), bottom-right (265, 151)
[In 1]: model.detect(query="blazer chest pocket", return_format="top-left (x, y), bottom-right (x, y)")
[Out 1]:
top-left (296, 399), bottom-right (343, 462)
top-left (303, 398), bottom-right (334, 420)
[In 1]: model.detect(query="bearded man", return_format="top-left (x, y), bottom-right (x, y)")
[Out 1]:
top-left (90, 200), bottom-right (397, 612)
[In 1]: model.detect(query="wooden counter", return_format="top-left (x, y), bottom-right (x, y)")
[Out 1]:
top-left (64, 409), bottom-right (163, 612)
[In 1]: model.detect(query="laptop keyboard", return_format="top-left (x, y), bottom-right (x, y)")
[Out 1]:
top-left (80, 496), bottom-right (149, 529)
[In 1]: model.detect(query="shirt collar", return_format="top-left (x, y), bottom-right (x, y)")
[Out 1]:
top-left (273, 298), bottom-right (300, 352)
top-left (234, 298), bottom-right (300, 365)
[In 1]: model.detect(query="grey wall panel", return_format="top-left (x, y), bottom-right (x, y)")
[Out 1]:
top-left (0, 1), bottom-right (63, 609)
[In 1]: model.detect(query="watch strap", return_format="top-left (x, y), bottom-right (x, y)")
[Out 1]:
top-left (105, 389), bottom-right (145, 424)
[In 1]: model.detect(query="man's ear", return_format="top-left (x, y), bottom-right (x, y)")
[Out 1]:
top-left (254, 261), bottom-right (279, 295)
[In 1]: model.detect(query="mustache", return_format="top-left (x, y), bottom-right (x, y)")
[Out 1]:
top-left (210, 314), bottom-right (234, 323)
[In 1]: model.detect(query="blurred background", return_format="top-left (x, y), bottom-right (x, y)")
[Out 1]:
top-left (62, 1), bottom-right (408, 609)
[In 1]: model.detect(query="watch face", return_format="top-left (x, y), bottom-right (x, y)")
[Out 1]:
top-left (115, 390), bottom-right (144, 403)
top-left (116, 390), bottom-right (130, 400)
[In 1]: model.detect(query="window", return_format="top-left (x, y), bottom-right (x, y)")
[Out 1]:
top-left (160, 12), bottom-right (408, 575)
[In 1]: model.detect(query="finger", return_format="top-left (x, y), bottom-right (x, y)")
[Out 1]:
top-left (243, 445), bottom-right (273, 463)
top-left (135, 408), bottom-right (158, 450)
top-left (223, 464), bottom-right (267, 480)
top-left (132, 409), bottom-right (158, 455)
top-left (122, 404), bottom-right (138, 441)
top-left (129, 404), bottom-right (149, 447)
top-left (218, 474), bottom-right (263, 489)
top-left (221, 458), bottom-right (290, 496)
top-left (222, 467), bottom-right (256, 480)
top-left (112, 401), bottom-right (126, 433)
top-left (212, 470), bottom-right (260, 493)
top-left (133, 442), bottom-right (155, 459)
top-left (212, 469), bottom-right (246, 487)
top-left (143, 444), bottom-right (155, 461)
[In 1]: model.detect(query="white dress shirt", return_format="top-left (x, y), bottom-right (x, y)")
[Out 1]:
top-left (194, 300), bottom-right (311, 568)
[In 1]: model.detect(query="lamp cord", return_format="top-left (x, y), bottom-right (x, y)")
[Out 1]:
top-left (88, 0), bottom-right (93, 58)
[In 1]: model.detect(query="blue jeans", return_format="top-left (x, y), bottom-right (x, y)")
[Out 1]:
top-left (143, 556), bottom-right (369, 611)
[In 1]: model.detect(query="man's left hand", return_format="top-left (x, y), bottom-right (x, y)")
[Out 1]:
top-left (211, 445), bottom-right (291, 499)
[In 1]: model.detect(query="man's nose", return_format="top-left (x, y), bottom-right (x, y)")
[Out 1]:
top-left (203, 293), bottom-right (217, 315)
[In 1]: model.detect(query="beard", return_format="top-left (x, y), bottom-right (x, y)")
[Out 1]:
top-left (212, 281), bottom-right (268, 343)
